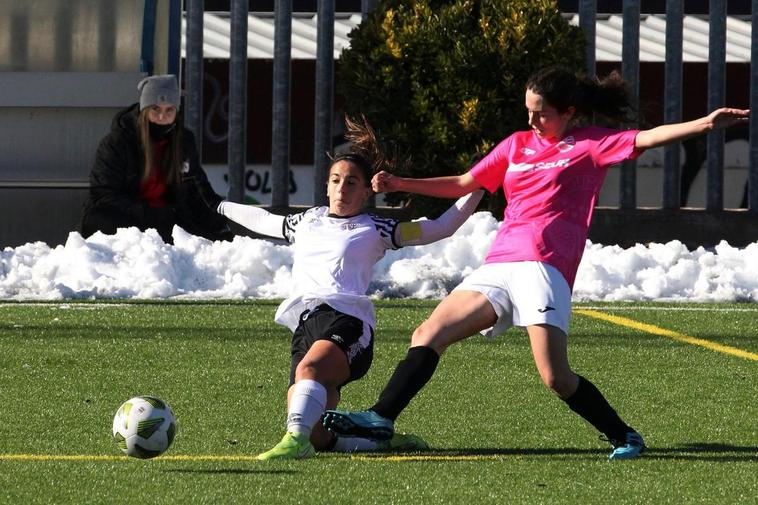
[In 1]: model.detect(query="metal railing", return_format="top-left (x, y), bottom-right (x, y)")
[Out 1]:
top-left (183, 0), bottom-right (756, 213)
top-left (579, 0), bottom-right (756, 212)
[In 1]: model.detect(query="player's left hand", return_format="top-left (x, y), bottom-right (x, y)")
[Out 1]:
top-left (709, 108), bottom-right (750, 130)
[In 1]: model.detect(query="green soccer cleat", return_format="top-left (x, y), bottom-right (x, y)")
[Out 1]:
top-left (377, 432), bottom-right (430, 452)
top-left (256, 432), bottom-right (315, 461)
top-left (322, 409), bottom-right (395, 441)
top-left (608, 431), bottom-right (646, 460)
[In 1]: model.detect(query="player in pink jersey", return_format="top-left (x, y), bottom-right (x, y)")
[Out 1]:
top-left (323, 66), bottom-right (749, 460)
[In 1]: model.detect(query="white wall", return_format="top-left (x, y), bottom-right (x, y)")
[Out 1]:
top-left (599, 139), bottom-right (749, 209)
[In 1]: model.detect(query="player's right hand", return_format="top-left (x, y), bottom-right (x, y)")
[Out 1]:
top-left (371, 170), bottom-right (398, 193)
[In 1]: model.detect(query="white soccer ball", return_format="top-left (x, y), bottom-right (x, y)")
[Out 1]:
top-left (112, 396), bottom-right (177, 459)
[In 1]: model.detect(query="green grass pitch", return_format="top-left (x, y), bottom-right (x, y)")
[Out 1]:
top-left (0, 300), bottom-right (756, 504)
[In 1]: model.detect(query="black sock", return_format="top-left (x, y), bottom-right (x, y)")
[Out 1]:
top-left (563, 375), bottom-right (633, 442)
top-left (371, 346), bottom-right (440, 421)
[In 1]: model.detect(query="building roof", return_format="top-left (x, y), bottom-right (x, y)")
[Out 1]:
top-left (183, 12), bottom-right (752, 62)
top-left (181, 12), bottom-right (363, 60)
top-left (567, 14), bottom-right (752, 62)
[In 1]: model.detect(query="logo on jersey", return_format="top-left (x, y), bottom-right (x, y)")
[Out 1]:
top-left (520, 147), bottom-right (536, 155)
top-left (556, 136), bottom-right (575, 153)
top-left (508, 158), bottom-right (571, 172)
top-left (342, 223), bottom-right (358, 231)
top-left (537, 306), bottom-right (556, 313)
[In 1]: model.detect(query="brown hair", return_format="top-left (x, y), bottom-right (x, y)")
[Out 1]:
top-left (138, 109), bottom-right (183, 187)
top-left (331, 115), bottom-right (402, 185)
top-left (525, 66), bottom-right (637, 126)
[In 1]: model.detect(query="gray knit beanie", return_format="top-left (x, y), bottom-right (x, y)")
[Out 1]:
top-left (137, 75), bottom-right (181, 111)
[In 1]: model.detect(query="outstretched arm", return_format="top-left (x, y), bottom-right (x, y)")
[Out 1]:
top-left (394, 190), bottom-right (484, 247)
top-left (216, 201), bottom-right (285, 239)
top-left (635, 107), bottom-right (749, 150)
top-left (372, 171), bottom-right (482, 198)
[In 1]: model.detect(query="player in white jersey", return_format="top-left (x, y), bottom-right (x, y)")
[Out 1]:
top-left (216, 117), bottom-right (483, 460)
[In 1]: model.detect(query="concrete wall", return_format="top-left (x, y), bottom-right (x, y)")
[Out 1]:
top-left (0, 0), bottom-right (145, 248)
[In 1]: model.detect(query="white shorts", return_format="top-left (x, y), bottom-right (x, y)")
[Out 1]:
top-left (453, 261), bottom-right (572, 337)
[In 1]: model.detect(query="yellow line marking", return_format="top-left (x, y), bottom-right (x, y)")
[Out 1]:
top-left (351, 454), bottom-right (504, 462)
top-left (0, 454), bottom-right (263, 462)
top-left (0, 453), bottom-right (509, 463)
top-left (575, 309), bottom-right (758, 361)
top-left (0, 453), bottom-right (500, 463)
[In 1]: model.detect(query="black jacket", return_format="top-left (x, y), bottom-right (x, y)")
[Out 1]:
top-left (81, 103), bottom-right (230, 241)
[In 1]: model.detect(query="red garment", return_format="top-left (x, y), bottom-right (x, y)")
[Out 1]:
top-left (139, 139), bottom-right (169, 208)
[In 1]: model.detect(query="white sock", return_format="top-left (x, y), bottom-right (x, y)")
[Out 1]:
top-left (331, 436), bottom-right (381, 453)
top-left (286, 379), bottom-right (327, 439)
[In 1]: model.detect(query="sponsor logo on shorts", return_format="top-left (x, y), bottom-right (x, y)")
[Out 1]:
top-left (346, 342), bottom-right (361, 361)
top-left (331, 334), bottom-right (345, 344)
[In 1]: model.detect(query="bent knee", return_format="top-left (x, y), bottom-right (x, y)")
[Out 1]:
top-left (413, 322), bottom-right (470, 354)
top-left (411, 321), bottom-right (448, 351)
top-left (295, 360), bottom-right (348, 389)
top-left (295, 360), bottom-right (333, 386)
top-left (539, 372), bottom-right (577, 398)
top-left (295, 359), bottom-right (317, 378)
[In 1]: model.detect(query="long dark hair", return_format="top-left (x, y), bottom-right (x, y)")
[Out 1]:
top-left (525, 66), bottom-right (637, 126)
top-left (138, 109), bottom-right (183, 187)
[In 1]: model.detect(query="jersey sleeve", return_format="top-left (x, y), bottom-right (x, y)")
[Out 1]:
top-left (395, 190), bottom-right (483, 247)
top-left (369, 215), bottom-right (401, 250)
top-left (216, 201), bottom-right (285, 239)
top-left (283, 210), bottom-right (307, 243)
top-left (469, 135), bottom-right (513, 193)
top-left (590, 128), bottom-right (642, 168)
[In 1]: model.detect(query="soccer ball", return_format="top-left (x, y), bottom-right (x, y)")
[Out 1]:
top-left (112, 396), bottom-right (177, 459)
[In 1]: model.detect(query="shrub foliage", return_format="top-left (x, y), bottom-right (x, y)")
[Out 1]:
top-left (339, 0), bottom-right (585, 217)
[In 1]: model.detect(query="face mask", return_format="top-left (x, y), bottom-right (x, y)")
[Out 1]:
top-left (148, 122), bottom-right (176, 140)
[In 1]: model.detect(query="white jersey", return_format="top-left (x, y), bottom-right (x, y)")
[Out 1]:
top-left (217, 192), bottom-right (484, 331)
top-left (274, 206), bottom-right (400, 331)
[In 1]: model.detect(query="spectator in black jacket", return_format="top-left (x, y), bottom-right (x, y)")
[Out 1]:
top-left (81, 75), bottom-right (231, 244)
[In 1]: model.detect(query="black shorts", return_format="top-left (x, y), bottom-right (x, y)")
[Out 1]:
top-left (289, 304), bottom-right (374, 388)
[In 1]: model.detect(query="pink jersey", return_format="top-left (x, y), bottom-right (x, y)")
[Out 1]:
top-left (470, 126), bottom-right (641, 289)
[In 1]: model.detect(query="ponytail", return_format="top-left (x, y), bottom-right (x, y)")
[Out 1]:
top-left (330, 115), bottom-right (405, 184)
top-left (526, 66), bottom-right (637, 126)
top-left (576, 71), bottom-right (636, 125)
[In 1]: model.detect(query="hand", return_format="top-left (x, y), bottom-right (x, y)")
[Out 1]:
top-left (214, 226), bottom-right (235, 242)
top-left (371, 170), bottom-right (400, 193)
top-left (708, 108), bottom-right (749, 130)
top-left (143, 204), bottom-right (175, 226)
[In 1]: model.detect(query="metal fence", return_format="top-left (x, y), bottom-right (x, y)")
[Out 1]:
top-left (182, 0), bottom-right (757, 213)
top-left (579, 0), bottom-right (757, 212)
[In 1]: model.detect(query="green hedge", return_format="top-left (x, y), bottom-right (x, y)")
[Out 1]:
top-left (339, 0), bottom-right (585, 217)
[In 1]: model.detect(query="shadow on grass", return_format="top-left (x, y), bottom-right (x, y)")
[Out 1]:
top-left (644, 443), bottom-right (758, 462)
top-left (356, 443), bottom-right (758, 462)
top-left (164, 468), bottom-right (296, 475)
